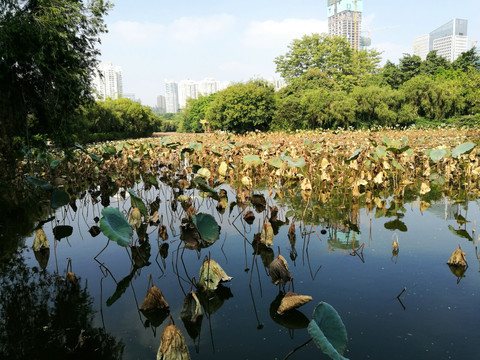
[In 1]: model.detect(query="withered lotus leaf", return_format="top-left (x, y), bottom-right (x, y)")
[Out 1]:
top-left (241, 176), bottom-right (252, 189)
top-left (129, 207), bottom-right (142, 231)
top-left (140, 285), bottom-right (169, 312)
top-left (420, 182), bottom-right (431, 195)
top-left (157, 324), bottom-right (191, 360)
top-left (277, 292), bottom-right (313, 315)
top-left (243, 210), bottom-right (255, 224)
top-left (158, 224), bottom-right (169, 241)
top-left (33, 228), bottom-right (49, 252)
top-left (218, 161), bottom-right (228, 177)
top-left (300, 177), bottom-right (312, 192)
top-left (149, 211), bottom-right (160, 225)
top-left (180, 291), bottom-right (203, 323)
top-left (447, 245), bottom-right (467, 267)
top-left (260, 222), bottom-right (274, 247)
top-left (198, 259), bottom-right (232, 292)
top-left (269, 254), bottom-right (292, 286)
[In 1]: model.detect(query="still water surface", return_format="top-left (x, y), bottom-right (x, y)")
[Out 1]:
top-left (2, 183), bottom-right (480, 360)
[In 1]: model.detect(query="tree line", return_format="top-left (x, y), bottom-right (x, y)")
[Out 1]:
top-left (180, 34), bottom-right (480, 133)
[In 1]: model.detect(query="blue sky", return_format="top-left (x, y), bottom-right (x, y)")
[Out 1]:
top-left (99, 0), bottom-right (480, 106)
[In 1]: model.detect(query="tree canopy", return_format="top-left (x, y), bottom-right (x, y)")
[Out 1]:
top-left (0, 0), bottom-right (111, 179)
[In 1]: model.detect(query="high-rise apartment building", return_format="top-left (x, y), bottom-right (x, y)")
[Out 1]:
top-left (165, 80), bottom-right (179, 113)
top-left (92, 61), bottom-right (123, 100)
top-left (327, 0), bottom-right (363, 50)
top-left (199, 78), bottom-right (220, 96)
top-left (413, 18), bottom-right (468, 62)
top-left (178, 79), bottom-right (199, 108)
top-left (156, 95), bottom-right (166, 114)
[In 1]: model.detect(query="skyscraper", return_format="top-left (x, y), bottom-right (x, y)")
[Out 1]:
top-left (199, 78), bottom-right (220, 96)
top-left (178, 79), bottom-right (198, 108)
top-left (327, 0), bottom-right (363, 50)
top-left (92, 61), bottom-right (123, 100)
top-left (413, 18), bottom-right (468, 62)
top-left (156, 95), bottom-right (166, 114)
top-left (165, 80), bottom-right (179, 113)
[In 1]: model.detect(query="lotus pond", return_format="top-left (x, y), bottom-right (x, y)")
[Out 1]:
top-left (1, 130), bottom-right (480, 360)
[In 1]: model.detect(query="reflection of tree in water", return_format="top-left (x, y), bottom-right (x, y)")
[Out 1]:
top-left (0, 251), bottom-right (124, 360)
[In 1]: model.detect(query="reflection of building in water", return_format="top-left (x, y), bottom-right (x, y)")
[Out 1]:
top-left (412, 198), bottom-right (459, 221)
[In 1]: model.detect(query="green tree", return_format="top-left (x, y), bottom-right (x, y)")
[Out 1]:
top-left (452, 47), bottom-right (480, 72)
top-left (421, 51), bottom-right (451, 75)
top-left (181, 93), bottom-right (217, 132)
top-left (206, 80), bottom-right (276, 133)
top-left (274, 33), bottom-right (381, 89)
top-left (398, 54), bottom-right (423, 83)
top-left (0, 0), bottom-right (111, 181)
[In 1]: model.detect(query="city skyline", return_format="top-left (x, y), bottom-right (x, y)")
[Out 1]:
top-left (98, 0), bottom-right (480, 106)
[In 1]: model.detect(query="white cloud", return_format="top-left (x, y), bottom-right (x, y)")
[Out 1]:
top-left (242, 18), bottom-right (328, 50)
top-left (169, 14), bottom-right (236, 44)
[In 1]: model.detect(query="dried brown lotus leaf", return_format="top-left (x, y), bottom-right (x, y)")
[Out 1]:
top-left (447, 246), bottom-right (467, 267)
top-left (198, 259), bottom-right (232, 292)
top-left (300, 177), bottom-right (312, 192)
top-left (373, 171), bottom-right (383, 184)
top-left (180, 291), bottom-right (203, 323)
top-left (159, 225), bottom-right (169, 241)
top-left (129, 207), bottom-right (142, 230)
top-left (420, 182), bottom-right (431, 195)
top-left (140, 285), bottom-right (169, 312)
top-left (260, 222), bottom-right (274, 247)
top-left (157, 324), bottom-right (191, 360)
top-left (218, 161), bottom-right (228, 177)
top-left (33, 228), bottom-right (49, 252)
top-left (243, 210), bottom-right (255, 224)
top-left (268, 254), bottom-right (292, 286)
top-left (241, 176), bottom-right (252, 189)
top-left (420, 200), bottom-right (430, 212)
top-left (149, 210), bottom-right (160, 225)
top-left (277, 292), bottom-right (313, 315)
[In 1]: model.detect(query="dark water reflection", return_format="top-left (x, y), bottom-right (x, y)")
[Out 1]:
top-left (1, 182), bottom-right (480, 360)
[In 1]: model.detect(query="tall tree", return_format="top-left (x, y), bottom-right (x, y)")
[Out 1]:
top-left (274, 33), bottom-right (381, 90)
top-left (452, 47), bottom-right (480, 72)
top-left (206, 80), bottom-right (276, 133)
top-left (0, 0), bottom-right (111, 181)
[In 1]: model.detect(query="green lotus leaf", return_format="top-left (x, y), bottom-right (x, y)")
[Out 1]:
top-left (308, 302), bottom-right (349, 360)
top-left (188, 141), bottom-right (203, 152)
top-left (429, 148), bottom-right (449, 162)
top-left (267, 157), bottom-right (284, 169)
top-left (346, 148), bottom-right (362, 162)
top-left (243, 154), bottom-right (262, 166)
top-left (128, 189), bottom-right (148, 218)
top-left (26, 176), bottom-right (53, 190)
top-left (106, 271), bottom-right (134, 306)
top-left (51, 190), bottom-right (70, 209)
top-left (452, 142), bottom-right (475, 159)
top-left (89, 153), bottom-right (102, 162)
top-left (100, 207), bottom-right (133, 247)
top-left (192, 213), bottom-right (220, 244)
top-left (448, 225), bottom-right (473, 241)
top-left (49, 159), bottom-right (62, 169)
top-left (286, 157), bottom-right (306, 169)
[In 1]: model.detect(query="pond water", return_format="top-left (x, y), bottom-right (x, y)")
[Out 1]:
top-left (1, 181), bottom-right (479, 360)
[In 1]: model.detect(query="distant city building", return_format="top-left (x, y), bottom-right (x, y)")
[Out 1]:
top-left (178, 79), bottom-right (199, 108)
top-left (413, 34), bottom-right (430, 60)
top-left (327, 0), bottom-right (363, 50)
top-left (92, 61), bottom-right (123, 100)
top-left (413, 18), bottom-right (468, 62)
top-left (123, 93), bottom-right (141, 103)
top-left (199, 78), bottom-right (220, 96)
top-left (164, 80), bottom-right (179, 113)
top-left (156, 95), bottom-right (166, 113)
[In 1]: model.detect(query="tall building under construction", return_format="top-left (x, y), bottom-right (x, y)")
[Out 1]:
top-left (327, 0), bottom-right (363, 50)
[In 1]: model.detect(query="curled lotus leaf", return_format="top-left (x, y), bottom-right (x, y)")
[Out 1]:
top-left (419, 182), bottom-right (431, 195)
top-left (129, 207), bottom-right (142, 231)
top-left (218, 161), bottom-right (228, 177)
top-left (277, 292), bottom-right (313, 315)
top-left (447, 245), bottom-right (467, 267)
top-left (180, 291), bottom-right (203, 323)
top-left (268, 254), bottom-right (292, 286)
top-left (100, 207), bottom-right (133, 247)
top-left (197, 167), bottom-right (211, 179)
top-left (198, 259), bottom-right (232, 292)
top-left (301, 178), bottom-right (312, 192)
top-left (53, 225), bottom-right (73, 240)
top-left (33, 228), bottom-right (49, 252)
top-left (241, 176), bottom-right (253, 188)
top-left (260, 222), bottom-right (274, 247)
top-left (157, 325), bottom-right (191, 360)
top-left (308, 302), bottom-right (349, 360)
top-left (140, 285), bottom-right (169, 312)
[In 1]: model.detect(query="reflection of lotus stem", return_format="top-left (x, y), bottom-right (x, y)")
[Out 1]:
top-left (283, 338), bottom-right (313, 360)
